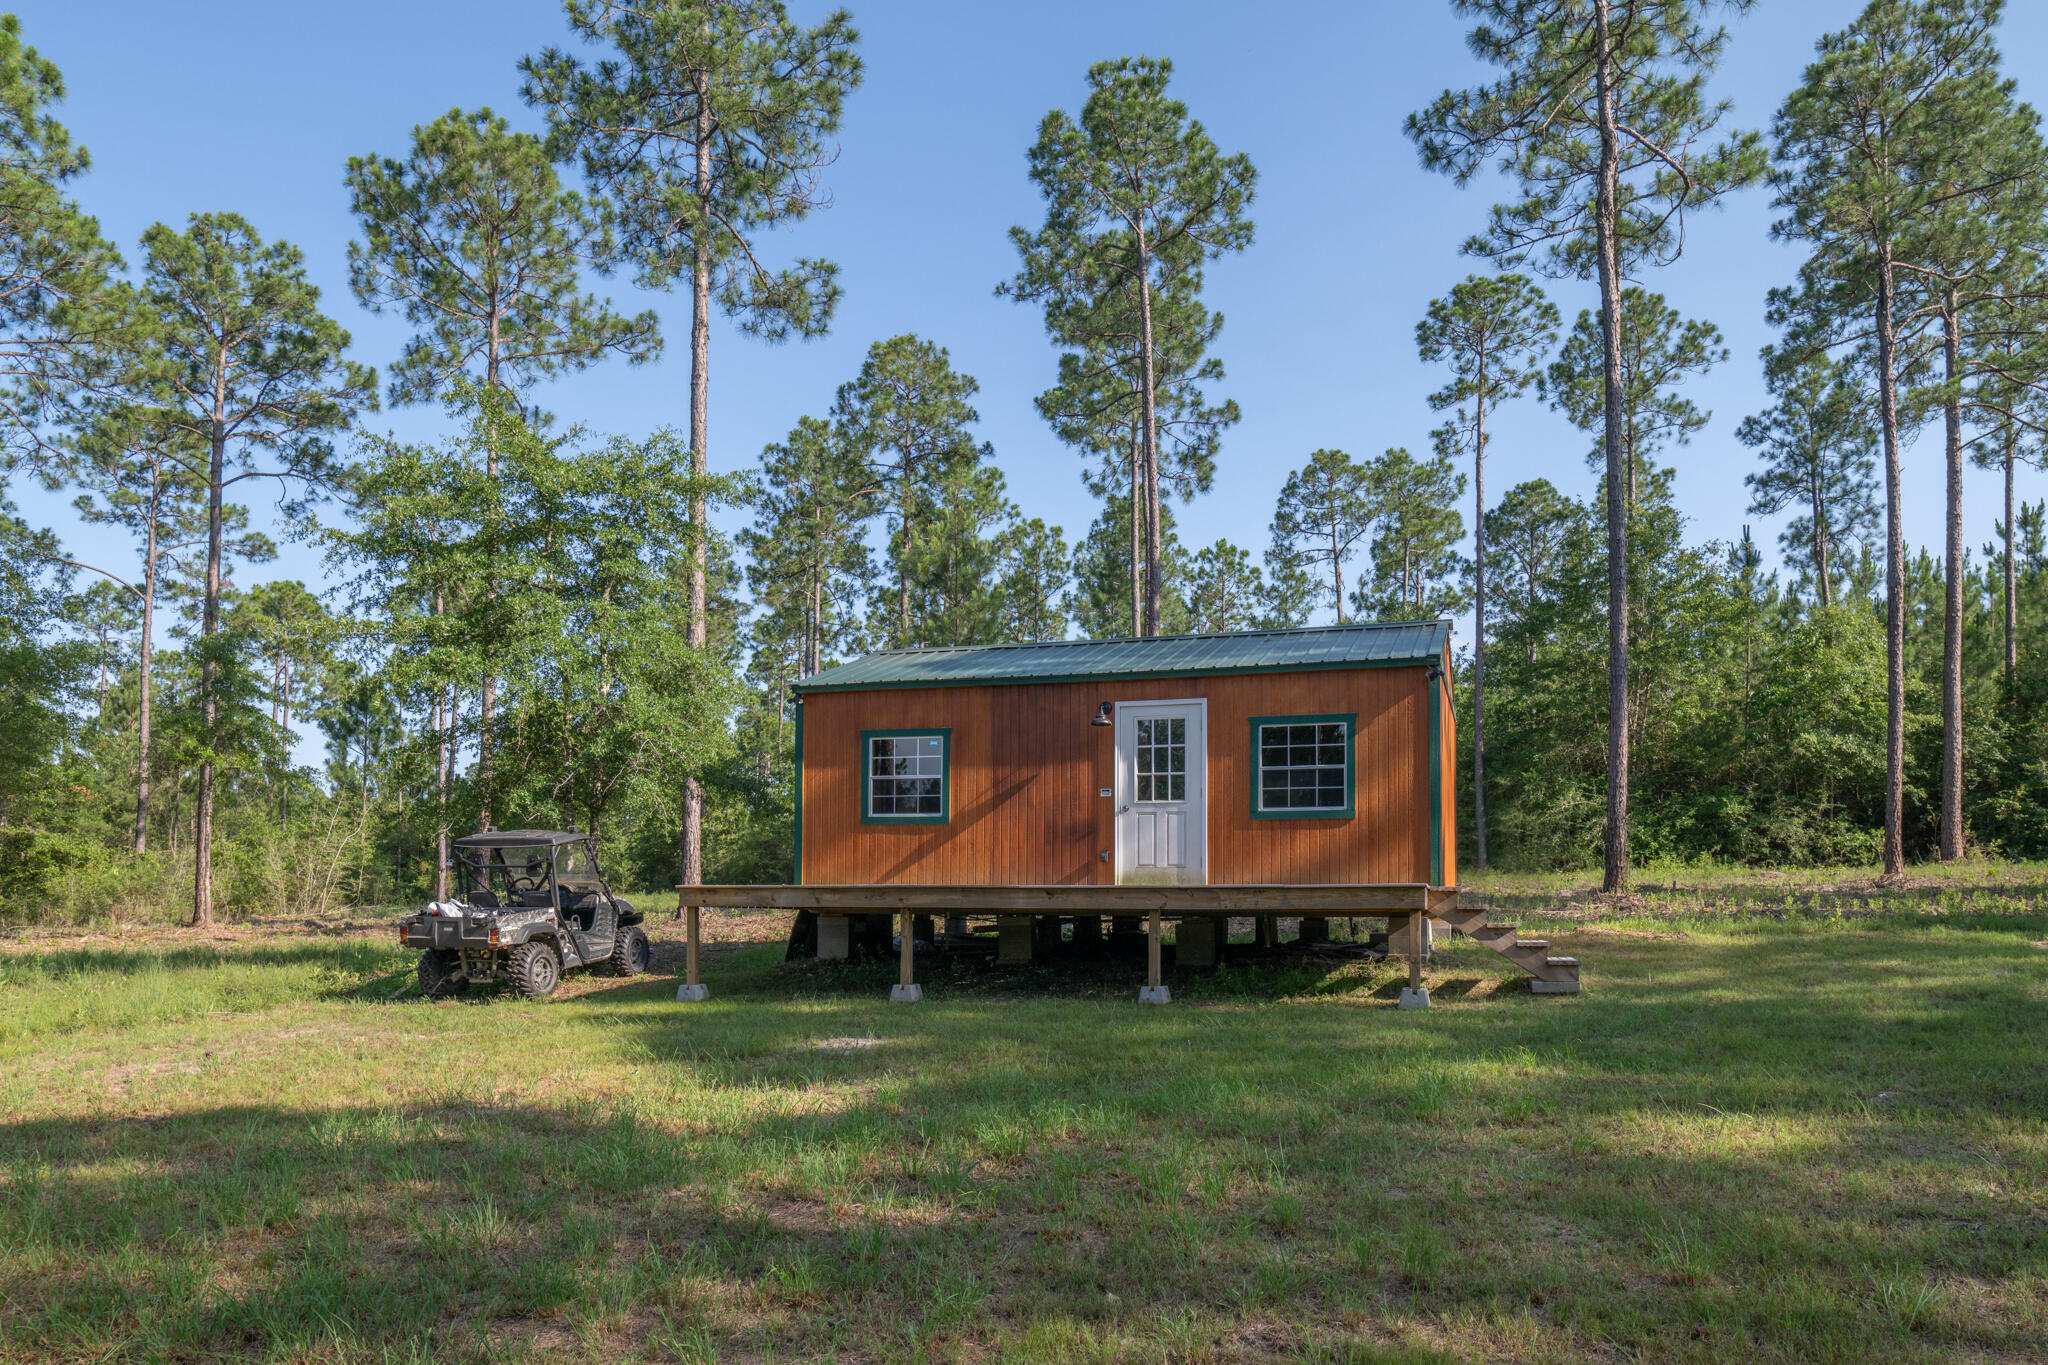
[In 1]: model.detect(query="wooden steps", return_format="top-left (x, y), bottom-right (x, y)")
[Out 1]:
top-left (1432, 904), bottom-right (1580, 993)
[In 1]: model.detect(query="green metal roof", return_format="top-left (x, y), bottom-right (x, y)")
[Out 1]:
top-left (793, 620), bottom-right (1450, 693)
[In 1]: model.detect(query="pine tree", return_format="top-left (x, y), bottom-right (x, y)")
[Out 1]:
top-left (136, 214), bottom-right (373, 925)
top-left (1416, 272), bottom-right (1556, 867)
top-left (1355, 447), bottom-right (1468, 621)
top-left (1484, 478), bottom-right (1585, 663)
top-left (892, 460), bottom-right (1014, 649)
top-left (1005, 57), bottom-right (1255, 636)
top-left (1548, 288), bottom-right (1726, 517)
top-left (828, 334), bottom-right (984, 647)
top-left (996, 518), bottom-right (1071, 643)
top-left (0, 15), bottom-right (129, 469)
top-left (1768, 0), bottom-right (2027, 875)
top-left (1024, 277), bottom-right (1237, 637)
top-left (1409, 0), bottom-right (1763, 893)
top-left (1894, 9), bottom-right (2046, 861)
top-left (523, 0), bottom-right (861, 888)
top-left (65, 407), bottom-right (217, 852)
top-left (1269, 449), bottom-right (1373, 624)
top-left (1739, 348), bottom-right (1880, 608)
top-left (1184, 539), bottom-right (1268, 633)
top-left (741, 414), bottom-right (873, 678)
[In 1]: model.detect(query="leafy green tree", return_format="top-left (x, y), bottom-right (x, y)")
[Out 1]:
top-left (1548, 288), bottom-right (1726, 515)
top-left (1269, 448), bottom-right (1373, 623)
top-left (347, 106), bottom-right (664, 820)
top-left (829, 334), bottom-right (984, 646)
top-left (1409, 0), bottom-right (1764, 892)
top-left (1768, 0), bottom-right (2025, 875)
top-left (1739, 348), bottom-right (1879, 608)
top-left (524, 0), bottom-right (860, 887)
top-left (1006, 57), bottom-right (1255, 636)
top-left (1416, 272), bottom-right (1556, 866)
top-left (135, 214), bottom-right (373, 925)
top-left (1355, 446), bottom-right (1467, 621)
top-left (0, 16), bottom-right (129, 471)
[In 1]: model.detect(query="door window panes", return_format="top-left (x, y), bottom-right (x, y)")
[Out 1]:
top-left (1135, 716), bottom-right (1187, 803)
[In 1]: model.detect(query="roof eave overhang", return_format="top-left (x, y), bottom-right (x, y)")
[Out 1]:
top-left (792, 654), bottom-right (1442, 696)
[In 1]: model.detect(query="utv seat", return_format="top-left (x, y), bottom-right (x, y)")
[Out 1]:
top-left (468, 891), bottom-right (500, 908)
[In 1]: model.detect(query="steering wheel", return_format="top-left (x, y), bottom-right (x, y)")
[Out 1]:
top-left (508, 875), bottom-right (541, 893)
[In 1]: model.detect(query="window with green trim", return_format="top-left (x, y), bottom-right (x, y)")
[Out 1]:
top-left (862, 730), bottom-right (950, 823)
top-left (1249, 714), bottom-right (1355, 819)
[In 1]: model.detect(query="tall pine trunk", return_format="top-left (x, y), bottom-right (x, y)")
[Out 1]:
top-left (1811, 460), bottom-right (1834, 609)
top-left (479, 336), bottom-right (501, 830)
top-left (1129, 428), bottom-right (1141, 637)
top-left (1135, 241), bottom-right (1163, 637)
top-left (1939, 294), bottom-right (1963, 860)
top-left (680, 90), bottom-right (711, 897)
top-left (434, 592), bottom-right (450, 902)
top-left (133, 474), bottom-right (158, 855)
top-left (1594, 0), bottom-right (1630, 897)
top-left (1876, 243), bottom-right (1906, 879)
top-left (192, 387), bottom-right (227, 927)
top-left (2005, 429), bottom-right (2017, 682)
top-left (1472, 370), bottom-right (1489, 870)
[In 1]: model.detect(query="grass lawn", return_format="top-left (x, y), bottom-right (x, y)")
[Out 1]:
top-left (3, 866), bottom-right (2046, 1363)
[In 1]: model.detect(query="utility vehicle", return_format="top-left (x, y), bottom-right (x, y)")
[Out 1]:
top-left (399, 830), bottom-right (651, 999)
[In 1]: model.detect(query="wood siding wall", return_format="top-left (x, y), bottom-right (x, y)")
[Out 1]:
top-left (799, 665), bottom-right (1450, 887)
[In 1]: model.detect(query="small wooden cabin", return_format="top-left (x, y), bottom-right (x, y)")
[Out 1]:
top-left (790, 621), bottom-right (1456, 892)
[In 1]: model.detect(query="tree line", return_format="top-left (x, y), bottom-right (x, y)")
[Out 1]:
top-left (3, 0), bottom-right (2046, 927)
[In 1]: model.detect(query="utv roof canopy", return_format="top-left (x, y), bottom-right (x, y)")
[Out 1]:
top-left (452, 830), bottom-right (594, 849)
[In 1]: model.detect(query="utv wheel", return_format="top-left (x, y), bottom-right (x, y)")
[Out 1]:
top-left (608, 926), bottom-right (652, 977)
top-left (418, 950), bottom-right (469, 1000)
top-left (508, 941), bottom-right (562, 999)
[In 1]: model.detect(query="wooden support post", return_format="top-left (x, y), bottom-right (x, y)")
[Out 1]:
top-left (1139, 906), bottom-right (1168, 1003)
top-left (892, 909), bottom-right (921, 1002)
top-left (1398, 911), bottom-right (1428, 1009)
top-left (676, 905), bottom-right (707, 1002)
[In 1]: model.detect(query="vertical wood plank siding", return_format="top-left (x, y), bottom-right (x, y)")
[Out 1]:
top-left (800, 666), bottom-right (1448, 886)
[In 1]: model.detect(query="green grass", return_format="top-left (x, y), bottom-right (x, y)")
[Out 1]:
top-left (2, 867), bottom-right (2046, 1362)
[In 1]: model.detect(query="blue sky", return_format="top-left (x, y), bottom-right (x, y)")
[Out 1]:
top-left (14, 0), bottom-right (2048, 760)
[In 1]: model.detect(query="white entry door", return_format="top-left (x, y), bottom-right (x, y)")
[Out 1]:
top-left (1116, 701), bottom-right (1207, 885)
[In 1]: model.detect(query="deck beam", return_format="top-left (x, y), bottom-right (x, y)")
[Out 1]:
top-left (673, 883), bottom-right (1453, 915)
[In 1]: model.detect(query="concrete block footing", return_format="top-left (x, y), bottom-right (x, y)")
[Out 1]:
top-left (1137, 985), bottom-right (1172, 1005)
top-left (889, 983), bottom-right (923, 1003)
top-left (1397, 987), bottom-right (1431, 1010)
top-left (675, 983), bottom-right (710, 1003)
top-left (997, 915), bottom-right (1034, 965)
top-left (1176, 915), bottom-right (1223, 968)
top-left (1530, 979), bottom-right (1581, 995)
top-left (817, 914), bottom-right (850, 961)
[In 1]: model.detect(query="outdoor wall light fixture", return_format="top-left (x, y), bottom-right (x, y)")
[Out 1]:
top-left (1091, 701), bottom-right (1114, 727)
